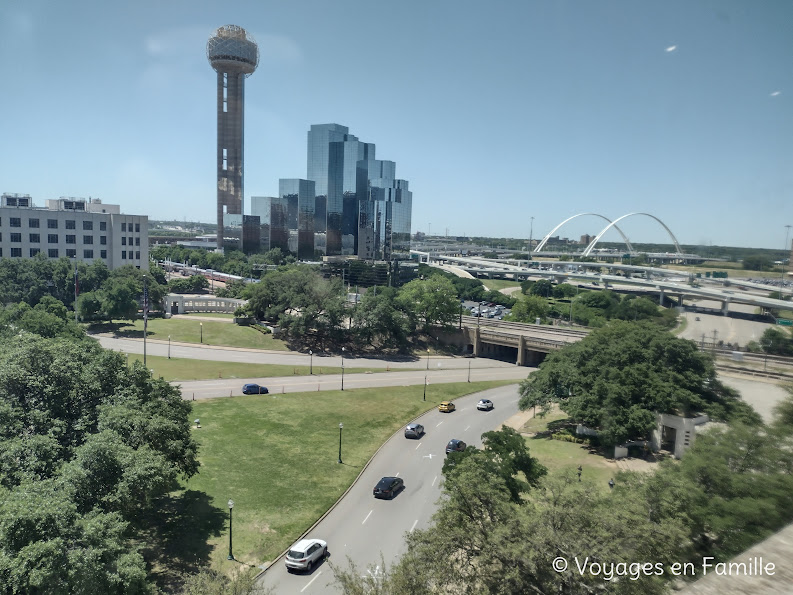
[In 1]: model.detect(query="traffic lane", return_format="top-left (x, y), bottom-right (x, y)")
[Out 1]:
top-left (177, 367), bottom-right (531, 400)
top-left (93, 335), bottom-right (518, 370)
top-left (258, 385), bottom-right (520, 594)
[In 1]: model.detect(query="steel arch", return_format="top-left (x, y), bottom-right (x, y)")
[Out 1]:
top-left (582, 213), bottom-right (682, 257)
top-left (534, 213), bottom-right (634, 253)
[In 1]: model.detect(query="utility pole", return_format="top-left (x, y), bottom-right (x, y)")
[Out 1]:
top-left (784, 224), bottom-right (792, 279)
top-left (529, 216), bottom-right (534, 256)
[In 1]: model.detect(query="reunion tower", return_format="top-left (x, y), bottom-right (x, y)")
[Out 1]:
top-left (207, 25), bottom-right (259, 249)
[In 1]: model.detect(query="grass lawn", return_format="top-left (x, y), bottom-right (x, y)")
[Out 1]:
top-left (155, 380), bottom-right (515, 581)
top-left (482, 279), bottom-right (521, 291)
top-left (88, 318), bottom-right (289, 351)
top-left (127, 354), bottom-right (410, 381)
top-left (520, 409), bottom-right (616, 488)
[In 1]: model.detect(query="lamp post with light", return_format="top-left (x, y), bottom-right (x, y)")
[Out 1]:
top-left (338, 423), bottom-right (343, 464)
top-left (168, 335), bottom-right (171, 359)
top-left (341, 347), bottom-right (346, 390)
top-left (227, 499), bottom-right (235, 560)
top-left (200, 322), bottom-right (203, 344)
top-left (423, 349), bottom-right (430, 401)
top-left (309, 350), bottom-right (313, 375)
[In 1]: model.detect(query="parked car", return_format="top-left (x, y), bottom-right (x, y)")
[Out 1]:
top-left (438, 401), bottom-right (456, 413)
top-left (242, 383), bottom-right (268, 395)
top-left (477, 398), bottom-right (494, 411)
top-left (446, 439), bottom-right (467, 454)
top-left (404, 423), bottom-right (425, 438)
top-left (285, 538), bottom-right (327, 572)
top-left (373, 476), bottom-right (404, 499)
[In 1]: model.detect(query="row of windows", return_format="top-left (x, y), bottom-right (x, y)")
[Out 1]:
top-left (0, 248), bottom-right (109, 259)
top-left (2, 218), bottom-right (142, 232)
top-left (3, 233), bottom-right (108, 245)
top-left (121, 236), bottom-right (141, 246)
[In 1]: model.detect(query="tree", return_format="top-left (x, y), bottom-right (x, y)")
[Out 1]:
top-left (759, 327), bottom-right (793, 356)
top-left (742, 255), bottom-right (773, 271)
top-left (529, 279), bottom-right (553, 297)
top-left (442, 427), bottom-right (546, 502)
top-left (552, 283), bottom-right (578, 298)
top-left (506, 294), bottom-right (549, 323)
top-left (397, 275), bottom-right (459, 334)
top-left (351, 287), bottom-right (411, 351)
top-left (519, 322), bottom-right (761, 446)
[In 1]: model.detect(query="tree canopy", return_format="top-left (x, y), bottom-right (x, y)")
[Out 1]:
top-left (519, 321), bottom-right (760, 446)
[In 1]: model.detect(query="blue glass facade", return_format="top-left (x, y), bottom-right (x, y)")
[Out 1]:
top-left (250, 195), bottom-right (289, 253)
top-left (279, 179), bottom-right (316, 260)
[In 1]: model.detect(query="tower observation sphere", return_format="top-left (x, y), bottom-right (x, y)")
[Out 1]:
top-left (206, 25), bottom-right (259, 250)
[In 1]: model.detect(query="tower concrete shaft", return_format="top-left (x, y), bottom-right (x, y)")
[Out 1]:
top-left (207, 25), bottom-right (258, 250)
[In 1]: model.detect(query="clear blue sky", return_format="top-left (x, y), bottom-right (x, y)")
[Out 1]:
top-left (1, 1), bottom-right (791, 249)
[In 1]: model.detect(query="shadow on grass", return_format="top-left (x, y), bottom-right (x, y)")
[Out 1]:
top-left (85, 321), bottom-right (147, 338)
top-left (136, 489), bottom-right (226, 593)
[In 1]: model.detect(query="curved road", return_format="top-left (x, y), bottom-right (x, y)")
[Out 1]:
top-left (256, 384), bottom-right (521, 593)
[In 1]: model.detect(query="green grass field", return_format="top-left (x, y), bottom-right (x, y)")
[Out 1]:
top-left (127, 354), bottom-right (409, 381)
top-left (520, 409), bottom-right (615, 488)
top-left (156, 380), bottom-right (515, 579)
top-left (178, 312), bottom-right (235, 319)
top-left (88, 318), bottom-right (289, 350)
top-left (482, 279), bottom-right (521, 291)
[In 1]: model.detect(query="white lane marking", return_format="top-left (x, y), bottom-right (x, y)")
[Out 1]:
top-left (423, 454), bottom-right (434, 460)
top-left (362, 510), bottom-right (373, 525)
top-left (300, 571), bottom-right (321, 592)
top-left (415, 442), bottom-right (422, 450)
top-left (465, 425), bottom-right (470, 431)
top-left (431, 475), bottom-right (438, 487)
top-left (410, 519), bottom-right (418, 532)
top-left (395, 472), bottom-right (399, 477)
top-left (436, 421), bottom-right (443, 427)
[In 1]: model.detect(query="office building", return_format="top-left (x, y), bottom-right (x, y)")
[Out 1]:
top-left (0, 194), bottom-right (148, 269)
top-left (251, 196), bottom-right (289, 253)
top-left (279, 179), bottom-right (316, 260)
top-left (207, 25), bottom-right (259, 250)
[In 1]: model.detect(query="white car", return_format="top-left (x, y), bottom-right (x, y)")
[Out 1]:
top-left (477, 399), bottom-right (494, 411)
top-left (285, 538), bottom-right (328, 572)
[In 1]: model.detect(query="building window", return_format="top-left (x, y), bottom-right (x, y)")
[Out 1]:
top-left (135, 223), bottom-right (140, 233)
top-left (100, 250), bottom-right (107, 259)
top-left (66, 235), bottom-right (76, 244)
top-left (122, 222), bottom-right (127, 232)
top-left (48, 234), bottom-right (58, 243)
top-left (65, 220), bottom-right (76, 229)
top-left (30, 248), bottom-right (40, 257)
top-left (128, 236), bottom-right (133, 245)
top-left (135, 237), bottom-right (140, 246)
top-left (48, 219), bottom-right (58, 229)
top-left (136, 251), bottom-right (140, 259)
top-left (66, 249), bottom-right (76, 258)
top-left (122, 250), bottom-right (127, 259)
top-left (11, 248), bottom-right (22, 257)
top-left (83, 220), bottom-right (93, 231)
top-left (83, 235), bottom-right (93, 244)
top-left (29, 233), bottom-right (40, 243)
top-left (10, 233), bottom-right (21, 243)
top-left (83, 249), bottom-right (93, 259)
top-left (29, 218), bottom-right (40, 228)
top-left (48, 249), bottom-right (59, 258)
top-left (10, 217), bottom-right (21, 228)
top-left (99, 221), bottom-right (107, 231)
top-left (100, 236), bottom-right (107, 245)
top-left (122, 237), bottom-right (127, 246)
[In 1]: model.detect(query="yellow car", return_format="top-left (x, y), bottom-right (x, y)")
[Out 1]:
top-left (438, 401), bottom-right (456, 413)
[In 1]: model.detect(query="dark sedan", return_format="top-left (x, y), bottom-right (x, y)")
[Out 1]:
top-left (242, 383), bottom-right (269, 395)
top-left (373, 476), bottom-right (404, 499)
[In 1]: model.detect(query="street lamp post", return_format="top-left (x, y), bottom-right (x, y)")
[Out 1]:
top-left (468, 359), bottom-right (471, 383)
top-left (423, 349), bottom-right (430, 401)
top-left (784, 224), bottom-right (792, 279)
top-left (338, 423), bottom-right (343, 464)
top-left (168, 335), bottom-right (171, 359)
top-left (309, 350), bottom-right (313, 375)
top-left (227, 499), bottom-right (234, 560)
top-left (200, 322), bottom-right (203, 344)
top-left (341, 347), bottom-right (345, 391)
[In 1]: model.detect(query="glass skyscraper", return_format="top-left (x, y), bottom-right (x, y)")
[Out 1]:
top-left (279, 179), bottom-right (316, 260)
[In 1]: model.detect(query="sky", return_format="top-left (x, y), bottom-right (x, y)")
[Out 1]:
top-left (0, 0), bottom-right (791, 250)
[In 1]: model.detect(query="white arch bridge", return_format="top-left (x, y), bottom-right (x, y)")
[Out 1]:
top-left (534, 212), bottom-right (683, 256)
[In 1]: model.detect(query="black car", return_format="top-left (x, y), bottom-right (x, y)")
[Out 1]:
top-left (445, 439), bottom-right (467, 455)
top-left (373, 476), bottom-right (404, 499)
top-left (242, 383), bottom-right (268, 395)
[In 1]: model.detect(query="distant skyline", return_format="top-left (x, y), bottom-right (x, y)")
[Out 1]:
top-left (0, 1), bottom-right (790, 249)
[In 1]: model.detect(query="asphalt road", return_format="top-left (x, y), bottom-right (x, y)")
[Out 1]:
top-left (256, 384), bottom-right (521, 594)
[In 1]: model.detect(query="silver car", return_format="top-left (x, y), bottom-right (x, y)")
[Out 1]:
top-left (285, 538), bottom-right (327, 572)
top-left (404, 423), bottom-right (425, 439)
